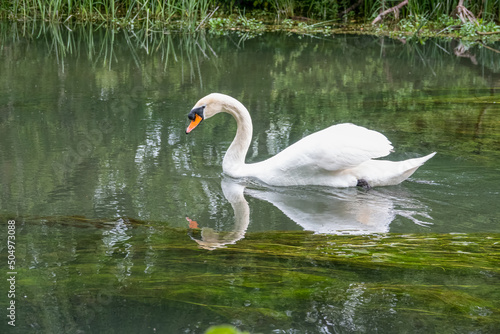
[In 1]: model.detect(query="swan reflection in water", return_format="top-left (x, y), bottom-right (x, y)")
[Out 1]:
top-left (187, 177), bottom-right (433, 250)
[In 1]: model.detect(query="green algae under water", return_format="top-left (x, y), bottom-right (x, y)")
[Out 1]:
top-left (0, 216), bottom-right (499, 333)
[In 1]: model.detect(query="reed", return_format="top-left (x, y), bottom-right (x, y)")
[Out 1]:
top-left (0, 1), bottom-right (498, 29)
top-left (0, 0), bottom-right (216, 30)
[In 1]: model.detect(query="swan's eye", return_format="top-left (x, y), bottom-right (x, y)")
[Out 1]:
top-left (188, 105), bottom-right (205, 120)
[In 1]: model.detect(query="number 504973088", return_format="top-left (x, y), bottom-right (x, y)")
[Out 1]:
top-left (7, 220), bottom-right (16, 270)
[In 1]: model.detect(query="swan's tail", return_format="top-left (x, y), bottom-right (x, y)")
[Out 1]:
top-left (355, 152), bottom-right (436, 187)
top-left (388, 152), bottom-right (436, 186)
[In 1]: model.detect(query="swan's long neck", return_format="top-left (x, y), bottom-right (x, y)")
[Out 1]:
top-left (221, 99), bottom-right (253, 175)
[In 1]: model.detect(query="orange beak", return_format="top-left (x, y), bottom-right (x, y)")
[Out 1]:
top-left (186, 114), bottom-right (203, 134)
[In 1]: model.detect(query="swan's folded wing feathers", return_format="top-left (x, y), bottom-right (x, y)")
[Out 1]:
top-left (311, 123), bottom-right (393, 170)
top-left (273, 123), bottom-right (393, 172)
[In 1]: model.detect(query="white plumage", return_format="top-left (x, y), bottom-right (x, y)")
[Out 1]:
top-left (186, 93), bottom-right (435, 188)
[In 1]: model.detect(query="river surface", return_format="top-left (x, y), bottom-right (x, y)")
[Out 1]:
top-left (0, 23), bottom-right (499, 333)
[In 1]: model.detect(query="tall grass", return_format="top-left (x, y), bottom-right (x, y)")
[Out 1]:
top-left (0, 0), bottom-right (499, 28)
top-left (0, 0), bottom-right (217, 30)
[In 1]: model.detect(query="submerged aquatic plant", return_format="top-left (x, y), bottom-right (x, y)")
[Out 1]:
top-left (9, 214), bottom-right (500, 332)
top-left (205, 325), bottom-right (249, 334)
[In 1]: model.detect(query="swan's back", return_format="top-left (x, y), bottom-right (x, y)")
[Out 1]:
top-left (287, 123), bottom-right (393, 170)
top-left (245, 123), bottom-right (387, 174)
top-left (241, 123), bottom-right (435, 188)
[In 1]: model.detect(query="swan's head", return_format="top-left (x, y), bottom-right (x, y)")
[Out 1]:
top-left (185, 93), bottom-right (234, 134)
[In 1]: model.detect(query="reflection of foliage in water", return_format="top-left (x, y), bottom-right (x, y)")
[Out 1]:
top-left (1, 24), bottom-right (500, 332)
top-left (0, 22), bottom-right (499, 225)
top-left (6, 216), bottom-right (500, 333)
top-left (262, 36), bottom-right (500, 161)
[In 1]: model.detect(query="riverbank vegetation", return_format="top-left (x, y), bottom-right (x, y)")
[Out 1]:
top-left (1, 1), bottom-right (499, 40)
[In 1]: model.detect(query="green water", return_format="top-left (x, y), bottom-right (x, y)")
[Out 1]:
top-left (0, 23), bottom-right (499, 333)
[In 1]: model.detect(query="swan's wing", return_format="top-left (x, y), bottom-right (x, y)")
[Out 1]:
top-left (270, 123), bottom-right (393, 172)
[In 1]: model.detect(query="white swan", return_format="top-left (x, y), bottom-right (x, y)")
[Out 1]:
top-left (186, 93), bottom-right (436, 188)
